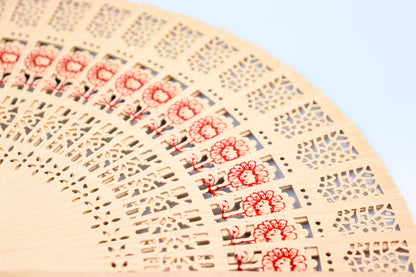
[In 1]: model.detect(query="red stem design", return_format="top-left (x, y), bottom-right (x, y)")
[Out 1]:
top-left (129, 106), bottom-right (149, 123)
top-left (169, 139), bottom-right (195, 154)
top-left (191, 159), bottom-right (214, 172)
top-left (0, 68), bottom-right (5, 83)
top-left (26, 73), bottom-right (38, 87)
top-left (170, 140), bottom-right (182, 153)
top-left (159, 123), bottom-right (173, 133)
top-left (82, 85), bottom-right (97, 101)
top-left (106, 93), bottom-right (123, 112)
top-left (203, 177), bottom-right (221, 197)
top-left (235, 256), bottom-right (244, 271)
top-left (148, 125), bottom-right (162, 136)
top-left (54, 77), bottom-right (68, 95)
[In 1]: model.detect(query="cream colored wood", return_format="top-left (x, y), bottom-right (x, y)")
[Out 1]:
top-left (0, 0), bottom-right (414, 274)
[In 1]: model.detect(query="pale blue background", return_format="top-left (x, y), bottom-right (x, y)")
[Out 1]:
top-left (132, 0), bottom-right (416, 222)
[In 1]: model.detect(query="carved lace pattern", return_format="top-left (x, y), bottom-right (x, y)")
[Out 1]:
top-left (86, 3), bottom-right (130, 39)
top-left (296, 130), bottom-right (359, 170)
top-left (188, 37), bottom-right (239, 74)
top-left (154, 23), bottom-right (203, 59)
top-left (344, 240), bottom-right (414, 272)
top-left (121, 12), bottom-right (167, 48)
top-left (10, 0), bottom-right (48, 28)
top-left (48, 0), bottom-right (91, 32)
top-left (247, 76), bottom-right (303, 113)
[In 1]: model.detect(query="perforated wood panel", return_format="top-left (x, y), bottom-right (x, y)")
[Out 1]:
top-left (0, 0), bottom-right (414, 274)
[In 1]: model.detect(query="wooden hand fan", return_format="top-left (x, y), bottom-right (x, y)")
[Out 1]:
top-left (0, 0), bottom-right (415, 274)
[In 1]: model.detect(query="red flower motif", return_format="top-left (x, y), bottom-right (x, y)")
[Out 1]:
top-left (43, 79), bottom-right (57, 90)
top-left (122, 104), bottom-right (136, 116)
top-left (115, 70), bottom-right (149, 96)
top-left (56, 52), bottom-right (90, 79)
top-left (0, 44), bottom-right (22, 71)
top-left (167, 98), bottom-right (203, 124)
top-left (242, 190), bottom-right (285, 217)
top-left (146, 118), bottom-right (160, 131)
top-left (253, 219), bottom-right (297, 243)
top-left (235, 251), bottom-right (249, 263)
top-left (209, 137), bottom-right (249, 164)
top-left (218, 200), bottom-right (230, 213)
top-left (24, 47), bottom-right (57, 74)
top-left (142, 81), bottom-right (179, 108)
top-left (70, 85), bottom-right (84, 97)
top-left (227, 161), bottom-right (269, 190)
top-left (189, 116), bottom-right (227, 143)
top-left (187, 152), bottom-right (199, 165)
top-left (87, 61), bottom-right (119, 87)
top-left (97, 94), bottom-right (110, 105)
top-left (13, 75), bottom-right (26, 86)
top-left (261, 248), bottom-right (307, 272)
top-left (235, 251), bottom-right (249, 271)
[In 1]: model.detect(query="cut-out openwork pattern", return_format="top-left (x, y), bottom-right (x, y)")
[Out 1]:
top-left (10, 0), bottom-right (48, 28)
top-left (219, 55), bottom-right (273, 93)
top-left (0, 0), bottom-right (5, 18)
top-left (0, 0), bottom-right (414, 273)
top-left (143, 255), bottom-right (215, 271)
top-left (28, 106), bottom-right (74, 145)
top-left (296, 130), bottom-right (359, 170)
top-left (188, 37), bottom-right (239, 74)
top-left (121, 12), bottom-right (167, 49)
top-left (0, 96), bottom-right (26, 132)
top-left (48, 0), bottom-right (91, 32)
top-left (333, 204), bottom-right (399, 234)
top-left (344, 240), bottom-right (414, 272)
top-left (274, 101), bottom-right (333, 139)
top-left (317, 166), bottom-right (383, 203)
top-left (47, 114), bottom-right (101, 153)
top-left (247, 76), bottom-right (304, 113)
top-left (139, 233), bottom-right (210, 254)
top-left (86, 4), bottom-right (131, 39)
top-left (135, 210), bottom-right (204, 234)
top-left (6, 101), bottom-right (54, 141)
top-left (154, 23), bottom-right (203, 59)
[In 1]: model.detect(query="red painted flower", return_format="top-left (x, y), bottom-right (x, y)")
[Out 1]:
top-left (0, 44), bottom-right (22, 71)
top-left (189, 116), bottom-right (227, 143)
top-left (142, 81), bottom-right (179, 108)
top-left (70, 85), bottom-right (84, 97)
top-left (87, 60), bottom-right (119, 87)
top-left (167, 98), bottom-right (203, 124)
top-left (56, 52), bottom-right (90, 79)
top-left (43, 79), bottom-right (57, 90)
top-left (261, 248), bottom-right (307, 272)
top-left (167, 134), bottom-right (179, 147)
top-left (24, 47), bottom-right (57, 74)
top-left (234, 251), bottom-right (249, 271)
top-left (97, 94), bottom-right (110, 105)
top-left (209, 137), bottom-right (249, 164)
top-left (13, 75), bottom-right (26, 86)
top-left (242, 190), bottom-right (285, 217)
top-left (115, 69), bottom-right (149, 96)
top-left (227, 161), bottom-right (269, 190)
top-left (122, 103), bottom-right (136, 116)
top-left (253, 219), bottom-right (297, 243)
